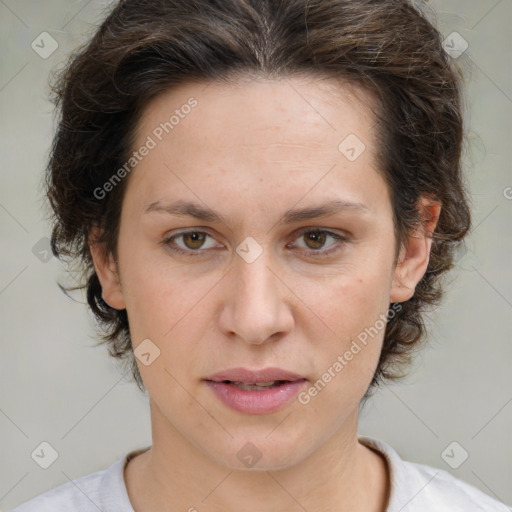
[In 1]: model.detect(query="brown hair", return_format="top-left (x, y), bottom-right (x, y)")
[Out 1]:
top-left (46, 0), bottom-right (471, 395)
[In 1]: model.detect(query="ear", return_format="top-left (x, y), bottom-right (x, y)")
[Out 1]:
top-left (390, 197), bottom-right (441, 303)
top-left (89, 228), bottom-right (126, 310)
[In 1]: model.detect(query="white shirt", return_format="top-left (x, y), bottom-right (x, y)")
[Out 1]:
top-left (10, 436), bottom-right (511, 511)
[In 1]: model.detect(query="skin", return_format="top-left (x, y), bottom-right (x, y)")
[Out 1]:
top-left (90, 74), bottom-right (440, 512)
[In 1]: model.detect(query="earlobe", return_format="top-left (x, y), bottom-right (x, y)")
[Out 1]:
top-left (89, 230), bottom-right (126, 310)
top-left (390, 198), bottom-right (441, 303)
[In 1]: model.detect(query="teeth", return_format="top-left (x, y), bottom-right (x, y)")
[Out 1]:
top-left (230, 381), bottom-right (281, 390)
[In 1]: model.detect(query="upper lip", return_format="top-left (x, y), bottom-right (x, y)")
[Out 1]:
top-left (204, 367), bottom-right (307, 383)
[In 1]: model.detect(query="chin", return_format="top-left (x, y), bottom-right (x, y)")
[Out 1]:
top-left (207, 430), bottom-right (316, 472)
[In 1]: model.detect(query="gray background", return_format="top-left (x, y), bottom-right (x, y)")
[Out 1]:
top-left (1, 0), bottom-right (511, 509)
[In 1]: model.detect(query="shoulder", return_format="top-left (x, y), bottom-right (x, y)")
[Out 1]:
top-left (358, 436), bottom-right (512, 512)
top-left (9, 468), bottom-right (105, 512)
top-left (401, 460), bottom-right (511, 511)
top-left (9, 451), bottom-right (137, 512)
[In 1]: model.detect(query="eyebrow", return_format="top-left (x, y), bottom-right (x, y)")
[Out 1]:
top-left (144, 198), bottom-right (370, 226)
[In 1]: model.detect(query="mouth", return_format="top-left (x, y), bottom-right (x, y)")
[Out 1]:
top-left (203, 367), bottom-right (308, 414)
top-left (204, 366), bottom-right (307, 384)
top-left (208, 379), bottom-right (303, 390)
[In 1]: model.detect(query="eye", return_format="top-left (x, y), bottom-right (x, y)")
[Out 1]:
top-left (162, 228), bottom-right (347, 257)
top-left (290, 228), bottom-right (347, 256)
top-left (162, 230), bottom-right (222, 255)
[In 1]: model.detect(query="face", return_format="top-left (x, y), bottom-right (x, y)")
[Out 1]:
top-left (92, 74), bottom-right (436, 471)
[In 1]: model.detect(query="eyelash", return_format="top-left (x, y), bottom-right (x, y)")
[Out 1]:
top-left (161, 228), bottom-right (348, 258)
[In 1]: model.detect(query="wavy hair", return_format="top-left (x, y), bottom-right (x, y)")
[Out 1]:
top-left (46, 0), bottom-right (471, 394)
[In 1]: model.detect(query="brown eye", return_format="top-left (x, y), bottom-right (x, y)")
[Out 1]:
top-left (163, 228), bottom-right (347, 258)
top-left (303, 230), bottom-right (327, 250)
top-left (292, 229), bottom-right (347, 256)
top-left (182, 232), bottom-right (207, 250)
top-left (162, 230), bottom-right (221, 255)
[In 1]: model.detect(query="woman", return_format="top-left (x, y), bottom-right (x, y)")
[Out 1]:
top-left (11, 0), bottom-right (510, 510)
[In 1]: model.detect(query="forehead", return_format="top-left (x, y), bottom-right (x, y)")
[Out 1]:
top-left (125, 75), bottom-right (388, 221)
top-left (135, 73), bottom-right (377, 155)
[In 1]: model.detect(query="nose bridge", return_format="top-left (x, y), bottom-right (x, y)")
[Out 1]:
top-left (235, 248), bottom-right (274, 302)
top-left (221, 244), bottom-right (292, 344)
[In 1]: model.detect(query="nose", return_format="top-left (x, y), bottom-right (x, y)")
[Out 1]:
top-left (217, 248), bottom-right (294, 345)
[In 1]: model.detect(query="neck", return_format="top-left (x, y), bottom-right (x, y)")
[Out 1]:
top-left (125, 403), bottom-right (389, 512)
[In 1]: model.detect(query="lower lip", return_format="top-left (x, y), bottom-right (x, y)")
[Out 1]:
top-left (205, 380), bottom-right (307, 414)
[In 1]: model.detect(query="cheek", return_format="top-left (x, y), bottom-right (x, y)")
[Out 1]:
top-left (301, 265), bottom-right (392, 385)
top-left (306, 264), bottom-right (392, 334)
top-left (119, 249), bottom-right (222, 350)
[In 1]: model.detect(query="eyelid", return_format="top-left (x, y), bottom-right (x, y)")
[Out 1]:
top-left (161, 227), bottom-right (223, 255)
top-left (161, 227), bottom-right (349, 256)
top-left (288, 227), bottom-right (348, 256)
